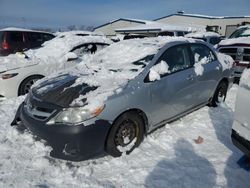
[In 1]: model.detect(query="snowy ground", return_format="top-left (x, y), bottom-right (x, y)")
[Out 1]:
top-left (0, 85), bottom-right (249, 188)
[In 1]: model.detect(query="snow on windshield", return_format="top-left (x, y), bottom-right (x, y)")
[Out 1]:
top-left (68, 37), bottom-right (197, 109)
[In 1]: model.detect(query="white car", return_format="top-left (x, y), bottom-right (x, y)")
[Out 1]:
top-left (0, 31), bottom-right (112, 99)
top-left (232, 69), bottom-right (250, 156)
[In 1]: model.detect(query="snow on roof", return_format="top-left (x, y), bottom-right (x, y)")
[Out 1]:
top-left (185, 31), bottom-right (221, 38)
top-left (0, 27), bottom-right (52, 34)
top-left (116, 21), bottom-right (205, 33)
top-left (0, 32), bottom-right (112, 72)
top-left (219, 37), bottom-right (250, 46)
top-left (155, 13), bottom-right (250, 21)
top-left (65, 37), bottom-right (197, 109)
top-left (26, 32), bottom-right (112, 59)
top-left (94, 18), bottom-right (150, 30)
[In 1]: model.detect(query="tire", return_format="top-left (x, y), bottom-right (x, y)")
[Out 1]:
top-left (106, 112), bottom-right (145, 157)
top-left (18, 75), bottom-right (44, 96)
top-left (210, 81), bottom-right (228, 107)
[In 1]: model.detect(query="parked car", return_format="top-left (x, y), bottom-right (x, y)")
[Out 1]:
top-left (217, 26), bottom-right (250, 82)
top-left (232, 69), bottom-right (250, 157)
top-left (185, 31), bottom-right (222, 45)
top-left (12, 37), bottom-right (234, 161)
top-left (0, 32), bottom-right (112, 99)
top-left (0, 27), bottom-right (55, 56)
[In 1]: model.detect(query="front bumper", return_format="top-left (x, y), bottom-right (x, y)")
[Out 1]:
top-left (13, 102), bottom-right (112, 161)
top-left (232, 129), bottom-right (250, 157)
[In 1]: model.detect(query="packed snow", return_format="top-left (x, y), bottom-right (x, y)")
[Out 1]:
top-left (0, 85), bottom-right (249, 187)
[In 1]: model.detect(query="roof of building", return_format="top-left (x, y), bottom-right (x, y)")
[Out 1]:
top-left (94, 18), bottom-right (151, 30)
top-left (155, 13), bottom-right (250, 21)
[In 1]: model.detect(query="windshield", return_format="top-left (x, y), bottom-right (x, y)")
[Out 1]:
top-left (229, 27), bottom-right (250, 38)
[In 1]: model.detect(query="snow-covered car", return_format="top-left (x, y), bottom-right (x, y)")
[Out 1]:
top-left (12, 37), bottom-right (234, 161)
top-left (185, 31), bottom-right (222, 45)
top-left (218, 26), bottom-right (250, 81)
top-left (0, 32), bottom-right (112, 99)
top-left (232, 69), bottom-right (250, 157)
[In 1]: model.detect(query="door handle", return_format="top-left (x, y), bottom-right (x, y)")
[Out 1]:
top-left (186, 75), bottom-right (194, 80)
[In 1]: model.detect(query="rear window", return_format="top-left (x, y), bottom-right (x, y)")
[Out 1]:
top-left (0, 32), bottom-right (3, 43)
top-left (8, 32), bottom-right (23, 42)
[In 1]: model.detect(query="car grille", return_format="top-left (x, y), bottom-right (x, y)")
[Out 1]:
top-left (219, 47), bottom-right (250, 62)
top-left (24, 96), bottom-right (57, 121)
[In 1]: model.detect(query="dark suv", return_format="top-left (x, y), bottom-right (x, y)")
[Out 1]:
top-left (0, 28), bottom-right (55, 56)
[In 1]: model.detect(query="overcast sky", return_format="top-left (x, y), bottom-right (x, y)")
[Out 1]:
top-left (0, 0), bottom-right (249, 29)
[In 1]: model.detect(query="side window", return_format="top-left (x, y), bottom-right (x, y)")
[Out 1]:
top-left (29, 33), bottom-right (43, 43)
top-left (158, 31), bottom-right (174, 37)
top-left (177, 31), bottom-right (184, 36)
top-left (158, 45), bottom-right (192, 73)
top-left (72, 43), bottom-right (97, 56)
top-left (9, 32), bottom-right (23, 43)
top-left (42, 34), bottom-right (54, 41)
top-left (190, 44), bottom-right (216, 64)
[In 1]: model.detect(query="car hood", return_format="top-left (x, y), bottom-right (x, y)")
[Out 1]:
top-left (32, 74), bottom-right (97, 108)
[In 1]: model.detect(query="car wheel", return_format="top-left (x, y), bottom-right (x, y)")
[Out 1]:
top-left (106, 112), bottom-right (145, 157)
top-left (210, 81), bottom-right (228, 107)
top-left (18, 75), bottom-right (44, 96)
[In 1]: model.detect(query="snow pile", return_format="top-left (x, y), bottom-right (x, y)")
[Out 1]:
top-left (219, 37), bottom-right (250, 46)
top-left (185, 31), bottom-right (220, 38)
top-left (0, 85), bottom-right (249, 187)
top-left (68, 37), bottom-right (197, 109)
top-left (217, 53), bottom-right (234, 71)
top-left (149, 60), bottom-right (170, 81)
top-left (240, 69), bottom-right (250, 88)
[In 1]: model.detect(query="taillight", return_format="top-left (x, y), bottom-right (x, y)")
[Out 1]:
top-left (2, 41), bottom-right (9, 50)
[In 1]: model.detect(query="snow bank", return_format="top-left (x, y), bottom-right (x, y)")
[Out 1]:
top-left (69, 37), bottom-right (197, 109)
top-left (240, 69), bottom-right (250, 88)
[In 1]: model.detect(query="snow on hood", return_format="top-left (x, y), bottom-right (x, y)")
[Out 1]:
top-left (62, 37), bottom-right (197, 110)
top-left (219, 37), bottom-right (250, 46)
top-left (240, 69), bottom-right (250, 89)
top-left (0, 33), bottom-right (111, 72)
top-left (185, 32), bottom-right (220, 39)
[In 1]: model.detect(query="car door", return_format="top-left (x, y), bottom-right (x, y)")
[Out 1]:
top-left (148, 44), bottom-right (197, 126)
top-left (189, 43), bottom-right (220, 104)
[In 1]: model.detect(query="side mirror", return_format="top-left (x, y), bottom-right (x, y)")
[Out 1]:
top-left (65, 52), bottom-right (78, 61)
top-left (144, 61), bottom-right (170, 82)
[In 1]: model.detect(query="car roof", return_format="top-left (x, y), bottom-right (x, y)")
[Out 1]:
top-left (0, 27), bottom-right (54, 35)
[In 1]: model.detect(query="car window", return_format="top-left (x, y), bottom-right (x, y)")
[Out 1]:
top-left (42, 34), bottom-right (54, 41)
top-left (190, 44), bottom-right (216, 64)
top-left (157, 44), bottom-right (192, 74)
top-left (177, 31), bottom-right (184, 36)
top-left (28, 32), bottom-right (43, 43)
top-left (209, 37), bottom-right (221, 45)
top-left (96, 43), bottom-right (109, 51)
top-left (72, 43), bottom-right (98, 56)
top-left (158, 31), bottom-right (174, 37)
top-left (0, 32), bottom-right (3, 44)
top-left (8, 32), bottom-right (23, 43)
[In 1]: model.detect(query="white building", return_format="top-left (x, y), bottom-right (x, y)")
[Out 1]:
top-left (94, 13), bottom-right (250, 37)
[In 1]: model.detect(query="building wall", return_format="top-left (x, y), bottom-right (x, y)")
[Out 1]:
top-left (156, 15), bottom-right (250, 37)
top-left (156, 15), bottom-right (213, 28)
top-left (94, 20), bottom-right (144, 37)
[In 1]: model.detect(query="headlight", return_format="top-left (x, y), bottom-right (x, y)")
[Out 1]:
top-left (47, 105), bottom-right (105, 125)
